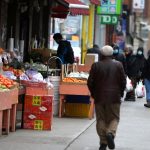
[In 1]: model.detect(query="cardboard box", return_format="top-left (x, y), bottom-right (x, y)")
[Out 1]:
top-left (85, 54), bottom-right (98, 67)
top-left (24, 95), bottom-right (53, 114)
top-left (23, 112), bottom-right (52, 130)
top-left (25, 87), bottom-right (53, 96)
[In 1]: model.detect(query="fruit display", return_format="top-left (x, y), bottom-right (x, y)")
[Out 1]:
top-left (3, 66), bottom-right (24, 77)
top-left (67, 72), bottom-right (89, 79)
top-left (62, 77), bottom-right (87, 84)
top-left (0, 74), bottom-right (17, 91)
top-left (0, 48), bottom-right (4, 55)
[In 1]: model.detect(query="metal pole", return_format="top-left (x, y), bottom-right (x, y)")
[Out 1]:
top-left (48, 0), bottom-right (54, 48)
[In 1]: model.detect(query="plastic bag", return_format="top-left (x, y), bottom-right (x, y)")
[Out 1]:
top-left (136, 81), bottom-right (145, 98)
top-left (126, 76), bottom-right (133, 92)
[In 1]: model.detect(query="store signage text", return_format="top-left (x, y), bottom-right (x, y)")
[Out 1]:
top-left (97, 0), bottom-right (122, 15)
top-left (100, 15), bottom-right (118, 24)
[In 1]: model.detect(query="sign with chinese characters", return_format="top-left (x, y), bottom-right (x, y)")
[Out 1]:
top-left (97, 0), bottom-right (122, 15)
top-left (100, 15), bottom-right (118, 24)
top-left (34, 120), bottom-right (43, 130)
top-left (32, 96), bottom-right (42, 106)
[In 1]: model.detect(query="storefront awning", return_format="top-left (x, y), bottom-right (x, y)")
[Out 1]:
top-left (51, 0), bottom-right (89, 18)
top-left (52, 5), bottom-right (69, 19)
top-left (89, 0), bottom-right (100, 5)
top-left (64, 0), bottom-right (89, 15)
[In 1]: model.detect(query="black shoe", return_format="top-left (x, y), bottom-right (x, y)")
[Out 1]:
top-left (144, 104), bottom-right (150, 108)
top-left (99, 144), bottom-right (107, 150)
top-left (106, 133), bottom-right (115, 149)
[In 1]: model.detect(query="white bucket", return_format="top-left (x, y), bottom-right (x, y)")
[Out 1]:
top-left (49, 76), bottom-right (60, 101)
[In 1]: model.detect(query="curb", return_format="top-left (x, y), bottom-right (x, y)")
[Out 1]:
top-left (64, 118), bottom-right (96, 150)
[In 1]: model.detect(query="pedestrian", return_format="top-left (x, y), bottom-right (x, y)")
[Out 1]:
top-left (87, 44), bottom-right (101, 60)
top-left (112, 44), bottom-right (127, 73)
top-left (87, 45), bottom-right (126, 150)
top-left (53, 33), bottom-right (74, 68)
top-left (124, 45), bottom-right (145, 101)
top-left (142, 50), bottom-right (150, 108)
top-left (135, 47), bottom-right (146, 82)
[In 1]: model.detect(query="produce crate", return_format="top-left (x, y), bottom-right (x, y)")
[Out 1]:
top-left (23, 112), bottom-right (52, 130)
top-left (25, 87), bottom-right (53, 95)
top-left (24, 95), bottom-right (53, 114)
top-left (20, 80), bottom-right (53, 96)
top-left (20, 80), bottom-right (47, 88)
top-left (23, 95), bottom-right (53, 130)
top-left (64, 103), bottom-right (90, 118)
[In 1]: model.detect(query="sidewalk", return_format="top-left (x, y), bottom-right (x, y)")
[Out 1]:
top-left (0, 117), bottom-right (96, 150)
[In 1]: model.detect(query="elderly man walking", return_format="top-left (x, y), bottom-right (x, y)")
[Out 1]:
top-left (87, 45), bottom-right (126, 150)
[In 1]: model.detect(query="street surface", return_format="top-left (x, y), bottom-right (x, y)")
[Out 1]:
top-left (0, 97), bottom-right (150, 150)
top-left (66, 98), bottom-right (150, 150)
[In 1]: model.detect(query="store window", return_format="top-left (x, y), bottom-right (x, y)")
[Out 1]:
top-left (50, 16), bottom-right (82, 59)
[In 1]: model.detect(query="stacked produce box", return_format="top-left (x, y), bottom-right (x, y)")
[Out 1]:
top-left (23, 95), bottom-right (53, 130)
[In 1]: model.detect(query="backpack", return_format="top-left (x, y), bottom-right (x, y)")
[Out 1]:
top-left (64, 41), bottom-right (74, 64)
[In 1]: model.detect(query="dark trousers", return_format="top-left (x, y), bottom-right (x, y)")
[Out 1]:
top-left (95, 103), bottom-right (120, 145)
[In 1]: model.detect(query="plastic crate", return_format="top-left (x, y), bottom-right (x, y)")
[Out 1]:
top-left (64, 103), bottom-right (90, 118)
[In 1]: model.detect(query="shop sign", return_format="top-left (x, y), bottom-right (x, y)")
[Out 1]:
top-left (97, 0), bottom-right (122, 15)
top-left (100, 15), bottom-right (118, 24)
top-left (133, 0), bottom-right (145, 10)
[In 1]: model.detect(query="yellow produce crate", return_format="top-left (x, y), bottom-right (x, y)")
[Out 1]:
top-left (64, 103), bottom-right (90, 118)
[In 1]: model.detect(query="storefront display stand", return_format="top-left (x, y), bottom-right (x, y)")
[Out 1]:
top-left (59, 82), bottom-right (94, 120)
top-left (0, 88), bottom-right (18, 135)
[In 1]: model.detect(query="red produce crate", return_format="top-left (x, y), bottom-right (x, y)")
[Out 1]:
top-left (20, 80), bottom-right (47, 88)
top-left (24, 95), bottom-right (53, 114)
top-left (23, 112), bottom-right (52, 130)
top-left (25, 87), bottom-right (53, 96)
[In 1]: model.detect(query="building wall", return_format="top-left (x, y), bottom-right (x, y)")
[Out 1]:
top-left (94, 14), bottom-right (106, 48)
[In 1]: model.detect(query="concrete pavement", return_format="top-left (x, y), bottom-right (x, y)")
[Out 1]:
top-left (0, 116), bottom-right (95, 150)
top-left (66, 98), bottom-right (150, 150)
top-left (0, 97), bottom-right (150, 150)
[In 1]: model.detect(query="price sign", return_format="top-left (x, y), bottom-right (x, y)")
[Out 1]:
top-left (34, 120), bottom-right (43, 130)
top-left (32, 96), bottom-right (42, 106)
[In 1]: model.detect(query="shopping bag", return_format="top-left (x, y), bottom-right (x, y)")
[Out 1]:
top-left (126, 76), bottom-right (133, 92)
top-left (136, 81), bottom-right (145, 98)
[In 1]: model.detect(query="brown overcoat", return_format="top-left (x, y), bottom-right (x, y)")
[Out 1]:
top-left (87, 57), bottom-right (126, 104)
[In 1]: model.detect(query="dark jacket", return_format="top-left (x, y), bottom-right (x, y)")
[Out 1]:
top-left (57, 40), bottom-right (74, 68)
top-left (142, 57), bottom-right (150, 80)
top-left (126, 53), bottom-right (145, 79)
top-left (113, 53), bottom-right (127, 74)
top-left (57, 40), bottom-right (70, 63)
top-left (87, 57), bottom-right (126, 104)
